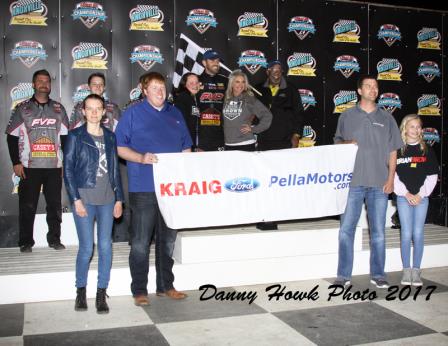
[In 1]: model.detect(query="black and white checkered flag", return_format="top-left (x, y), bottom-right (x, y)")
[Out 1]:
top-left (173, 34), bottom-right (206, 88)
top-left (173, 34), bottom-right (233, 88)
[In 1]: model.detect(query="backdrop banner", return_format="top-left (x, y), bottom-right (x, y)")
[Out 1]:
top-left (154, 144), bottom-right (357, 229)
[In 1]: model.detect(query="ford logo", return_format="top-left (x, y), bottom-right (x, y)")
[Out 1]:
top-left (224, 177), bottom-right (260, 193)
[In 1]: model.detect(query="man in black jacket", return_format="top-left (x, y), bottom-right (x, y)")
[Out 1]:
top-left (197, 50), bottom-right (228, 151)
top-left (256, 60), bottom-right (304, 150)
top-left (256, 60), bottom-right (304, 230)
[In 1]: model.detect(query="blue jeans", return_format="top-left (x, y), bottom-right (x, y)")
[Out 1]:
top-left (397, 196), bottom-right (429, 269)
top-left (72, 202), bottom-right (114, 289)
top-left (337, 186), bottom-right (388, 280)
top-left (129, 192), bottom-right (177, 296)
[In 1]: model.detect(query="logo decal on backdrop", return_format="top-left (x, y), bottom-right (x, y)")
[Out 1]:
top-left (72, 2), bottom-right (107, 29)
top-left (72, 42), bottom-right (108, 69)
top-left (299, 126), bottom-right (316, 147)
top-left (417, 94), bottom-right (441, 116)
top-left (237, 50), bottom-right (267, 75)
top-left (129, 86), bottom-right (142, 101)
top-left (377, 58), bottom-right (402, 81)
top-left (333, 55), bottom-right (360, 78)
top-left (288, 16), bottom-right (316, 40)
top-left (299, 89), bottom-right (316, 111)
top-left (10, 83), bottom-right (34, 110)
top-left (377, 24), bottom-right (401, 47)
top-left (72, 84), bottom-right (90, 104)
top-left (130, 45), bottom-right (164, 71)
top-left (10, 41), bottom-right (48, 68)
top-left (287, 53), bottom-right (317, 77)
top-left (417, 28), bottom-right (441, 50)
top-left (333, 90), bottom-right (357, 113)
top-left (378, 93), bottom-right (402, 114)
top-left (186, 9), bottom-right (217, 34)
top-left (417, 61), bottom-right (440, 83)
top-left (422, 128), bottom-right (440, 146)
top-left (10, 0), bottom-right (48, 26)
top-left (333, 19), bottom-right (360, 43)
top-left (129, 5), bottom-right (164, 31)
top-left (237, 12), bottom-right (268, 37)
top-left (224, 178), bottom-right (260, 193)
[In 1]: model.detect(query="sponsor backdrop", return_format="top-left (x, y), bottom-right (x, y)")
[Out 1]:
top-left (0, 0), bottom-right (446, 246)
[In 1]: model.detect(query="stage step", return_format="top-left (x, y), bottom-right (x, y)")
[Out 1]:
top-left (1, 220), bottom-right (447, 304)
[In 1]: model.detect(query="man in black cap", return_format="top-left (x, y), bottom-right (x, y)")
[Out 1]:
top-left (196, 50), bottom-right (228, 151)
top-left (255, 60), bottom-right (304, 230)
top-left (256, 60), bottom-right (304, 150)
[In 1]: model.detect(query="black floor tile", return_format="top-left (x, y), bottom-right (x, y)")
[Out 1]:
top-left (0, 304), bottom-right (24, 337)
top-left (274, 302), bottom-right (435, 346)
top-left (23, 325), bottom-right (168, 346)
top-left (143, 287), bottom-right (267, 323)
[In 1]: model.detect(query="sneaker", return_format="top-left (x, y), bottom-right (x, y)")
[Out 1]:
top-left (401, 268), bottom-right (412, 286)
top-left (96, 288), bottom-right (109, 314)
top-left (411, 268), bottom-right (423, 287)
top-left (49, 242), bottom-right (66, 250)
top-left (370, 278), bottom-right (389, 288)
top-left (20, 245), bottom-right (32, 253)
top-left (75, 287), bottom-right (87, 311)
top-left (333, 278), bottom-right (351, 286)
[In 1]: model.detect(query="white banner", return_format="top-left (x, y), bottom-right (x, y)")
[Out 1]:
top-left (154, 144), bottom-right (358, 229)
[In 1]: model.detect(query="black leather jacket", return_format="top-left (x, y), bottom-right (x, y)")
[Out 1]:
top-left (63, 124), bottom-right (124, 204)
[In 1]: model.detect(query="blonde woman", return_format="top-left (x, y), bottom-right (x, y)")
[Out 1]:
top-left (222, 70), bottom-right (272, 151)
top-left (394, 114), bottom-right (439, 286)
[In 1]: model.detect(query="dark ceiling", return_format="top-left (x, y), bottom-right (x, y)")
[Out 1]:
top-left (354, 0), bottom-right (448, 12)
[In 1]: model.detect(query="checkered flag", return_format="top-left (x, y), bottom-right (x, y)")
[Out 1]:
top-left (173, 34), bottom-right (233, 88)
top-left (173, 34), bottom-right (206, 88)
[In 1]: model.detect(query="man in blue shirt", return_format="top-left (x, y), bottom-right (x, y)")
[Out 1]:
top-left (115, 72), bottom-right (192, 306)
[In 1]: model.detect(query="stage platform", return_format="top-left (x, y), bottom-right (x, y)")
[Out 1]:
top-left (1, 219), bottom-right (447, 304)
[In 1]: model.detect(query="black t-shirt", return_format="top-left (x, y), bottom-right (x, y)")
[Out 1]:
top-left (396, 143), bottom-right (439, 194)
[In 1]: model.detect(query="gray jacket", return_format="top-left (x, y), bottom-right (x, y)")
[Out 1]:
top-left (223, 94), bottom-right (272, 145)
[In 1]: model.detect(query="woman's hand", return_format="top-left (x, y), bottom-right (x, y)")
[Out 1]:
top-left (405, 193), bottom-right (421, 206)
top-left (113, 201), bottom-right (123, 218)
top-left (74, 199), bottom-right (87, 217)
top-left (240, 124), bottom-right (252, 135)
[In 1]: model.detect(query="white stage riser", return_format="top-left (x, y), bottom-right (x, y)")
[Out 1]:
top-left (2, 244), bottom-right (448, 304)
top-left (173, 227), bottom-right (363, 263)
top-left (30, 201), bottom-right (397, 248)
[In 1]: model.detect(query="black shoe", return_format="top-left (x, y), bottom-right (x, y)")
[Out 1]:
top-left (20, 245), bottom-right (32, 253)
top-left (333, 278), bottom-right (351, 286)
top-left (256, 222), bottom-right (278, 231)
top-left (96, 288), bottom-right (109, 314)
top-left (370, 278), bottom-right (389, 289)
top-left (75, 287), bottom-right (87, 311)
top-left (49, 242), bottom-right (66, 250)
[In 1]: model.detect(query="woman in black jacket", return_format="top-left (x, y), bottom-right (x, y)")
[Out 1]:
top-left (173, 72), bottom-right (201, 150)
top-left (64, 94), bottom-right (124, 314)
